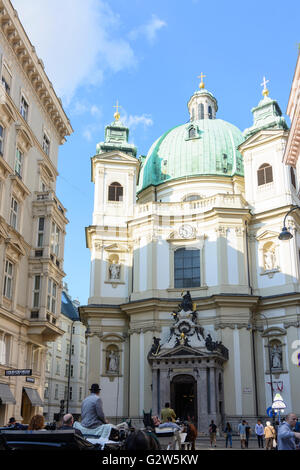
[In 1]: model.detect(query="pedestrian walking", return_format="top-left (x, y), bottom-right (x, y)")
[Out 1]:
top-left (255, 420), bottom-right (264, 448)
top-left (224, 422), bottom-right (232, 448)
top-left (161, 402), bottom-right (176, 423)
top-left (277, 413), bottom-right (300, 450)
top-left (245, 421), bottom-right (251, 448)
top-left (238, 420), bottom-right (247, 449)
top-left (264, 421), bottom-right (276, 450)
top-left (209, 420), bottom-right (217, 447)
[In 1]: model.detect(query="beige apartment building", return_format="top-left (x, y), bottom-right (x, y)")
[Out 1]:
top-left (0, 0), bottom-right (72, 425)
top-left (44, 286), bottom-right (86, 423)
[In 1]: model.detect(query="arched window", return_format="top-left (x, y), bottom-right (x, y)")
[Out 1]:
top-left (257, 163), bottom-right (273, 186)
top-left (188, 127), bottom-right (196, 139)
top-left (174, 248), bottom-right (200, 288)
top-left (208, 105), bottom-right (212, 119)
top-left (108, 182), bottom-right (123, 201)
top-left (290, 166), bottom-right (296, 188)
top-left (198, 103), bottom-right (204, 120)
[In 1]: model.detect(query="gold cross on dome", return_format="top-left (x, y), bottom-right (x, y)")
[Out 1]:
top-left (198, 72), bottom-right (206, 89)
top-left (261, 76), bottom-right (270, 96)
top-left (113, 100), bottom-right (121, 121)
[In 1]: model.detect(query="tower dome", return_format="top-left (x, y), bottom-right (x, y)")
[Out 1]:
top-left (137, 83), bottom-right (244, 193)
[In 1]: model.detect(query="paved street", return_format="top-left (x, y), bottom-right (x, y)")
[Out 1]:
top-left (195, 437), bottom-right (268, 450)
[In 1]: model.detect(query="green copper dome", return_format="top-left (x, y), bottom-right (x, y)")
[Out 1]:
top-left (137, 118), bottom-right (245, 193)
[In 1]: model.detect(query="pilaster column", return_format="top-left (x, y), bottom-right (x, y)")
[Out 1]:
top-left (152, 368), bottom-right (158, 416)
top-left (209, 366), bottom-right (217, 422)
top-left (198, 368), bottom-right (208, 433)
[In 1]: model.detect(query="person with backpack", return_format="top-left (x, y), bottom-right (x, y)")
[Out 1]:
top-left (264, 421), bottom-right (276, 450)
top-left (209, 420), bottom-right (217, 447)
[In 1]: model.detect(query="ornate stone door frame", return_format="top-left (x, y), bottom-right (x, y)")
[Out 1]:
top-left (149, 347), bottom-right (225, 433)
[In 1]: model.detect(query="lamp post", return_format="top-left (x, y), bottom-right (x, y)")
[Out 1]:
top-left (259, 313), bottom-right (276, 424)
top-left (278, 205), bottom-right (300, 240)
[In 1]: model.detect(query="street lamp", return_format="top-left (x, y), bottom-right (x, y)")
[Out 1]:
top-left (278, 206), bottom-right (300, 240)
top-left (272, 393), bottom-right (286, 423)
top-left (259, 313), bottom-right (275, 424)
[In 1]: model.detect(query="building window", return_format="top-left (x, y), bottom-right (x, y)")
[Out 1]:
top-left (188, 127), bottom-right (196, 139)
top-left (50, 222), bottom-right (60, 257)
top-left (37, 217), bottom-right (45, 247)
top-left (65, 363), bottom-right (69, 377)
top-left (33, 275), bottom-right (41, 308)
top-left (208, 105), bottom-right (212, 119)
top-left (47, 278), bottom-right (57, 314)
top-left (108, 182), bottom-right (123, 202)
top-left (54, 384), bottom-right (59, 400)
top-left (56, 361), bottom-right (61, 375)
top-left (42, 134), bottom-right (50, 156)
top-left (198, 103), bottom-right (204, 120)
top-left (66, 343), bottom-right (70, 355)
top-left (71, 345), bottom-right (75, 355)
top-left (44, 382), bottom-right (49, 399)
top-left (70, 365), bottom-right (74, 377)
top-left (15, 148), bottom-right (23, 179)
top-left (174, 248), bottom-right (200, 288)
top-left (182, 194), bottom-right (201, 202)
top-left (1, 64), bottom-right (12, 95)
top-left (257, 163), bottom-right (273, 186)
top-left (0, 125), bottom-right (5, 156)
top-left (79, 387), bottom-right (82, 401)
top-left (80, 365), bottom-right (83, 380)
top-left (0, 333), bottom-right (10, 365)
top-left (9, 197), bottom-right (18, 230)
top-left (290, 166), bottom-right (296, 188)
top-left (3, 260), bottom-right (13, 299)
top-left (69, 387), bottom-right (73, 401)
top-left (20, 95), bottom-right (29, 121)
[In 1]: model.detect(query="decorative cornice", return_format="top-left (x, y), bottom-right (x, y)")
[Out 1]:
top-left (0, 0), bottom-right (73, 141)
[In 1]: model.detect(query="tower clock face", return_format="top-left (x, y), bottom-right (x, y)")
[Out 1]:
top-left (179, 224), bottom-right (193, 239)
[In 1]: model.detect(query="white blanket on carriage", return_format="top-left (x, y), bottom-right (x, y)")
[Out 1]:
top-left (73, 421), bottom-right (113, 439)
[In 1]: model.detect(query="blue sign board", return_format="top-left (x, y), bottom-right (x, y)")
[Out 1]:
top-left (267, 407), bottom-right (278, 417)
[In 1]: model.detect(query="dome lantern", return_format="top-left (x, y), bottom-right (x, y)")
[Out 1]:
top-left (187, 75), bottom-right (218, 121)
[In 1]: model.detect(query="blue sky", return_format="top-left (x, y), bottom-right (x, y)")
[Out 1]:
top-left (12, 0), bottom-right (300, 305)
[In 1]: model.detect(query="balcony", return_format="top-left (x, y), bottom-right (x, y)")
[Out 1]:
top-left (28, 311), bottom-right (63, 342)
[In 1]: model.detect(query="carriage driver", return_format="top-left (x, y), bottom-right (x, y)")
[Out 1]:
top-left (81, 384), bottom-right (108, 428)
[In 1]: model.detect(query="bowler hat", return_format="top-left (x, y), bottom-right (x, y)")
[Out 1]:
top-left (90, 383), bottom-right (101, 393)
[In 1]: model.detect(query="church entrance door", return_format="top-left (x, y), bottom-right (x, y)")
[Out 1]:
top-left (171, 375), bottom-right (197, 423)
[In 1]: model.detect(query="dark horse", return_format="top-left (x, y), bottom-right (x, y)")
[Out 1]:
top-left (124, 429), bottom-right (161, 450)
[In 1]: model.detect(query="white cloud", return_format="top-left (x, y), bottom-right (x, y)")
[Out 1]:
top-left (129, 15), bottom-right (167, 45)
top-left (12, 0), bottom-right (136, 103)
top-left (122, 113), bottom-right (153, 130)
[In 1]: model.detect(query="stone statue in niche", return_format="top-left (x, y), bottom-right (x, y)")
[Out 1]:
top-left (109, 260), bottom-right (121, 280)
top-left (264, 248), bottom-right (276, 271)
top-left (271, 344), bottom-right (282, 369)
top-left (107, 349), bottom-right (119, 373)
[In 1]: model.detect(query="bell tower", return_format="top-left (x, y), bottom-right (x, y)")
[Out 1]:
top-left (86, 103), bottom-right (140, 305)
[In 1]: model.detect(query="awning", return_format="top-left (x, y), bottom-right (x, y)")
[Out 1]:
top-left (23, 387), bottom-right (43, 407)
top-left (0, 383), bottom-right (16, 404)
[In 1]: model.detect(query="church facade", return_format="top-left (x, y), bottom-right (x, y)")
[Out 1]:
top-left (79, 77), bottom-right (300, 430)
